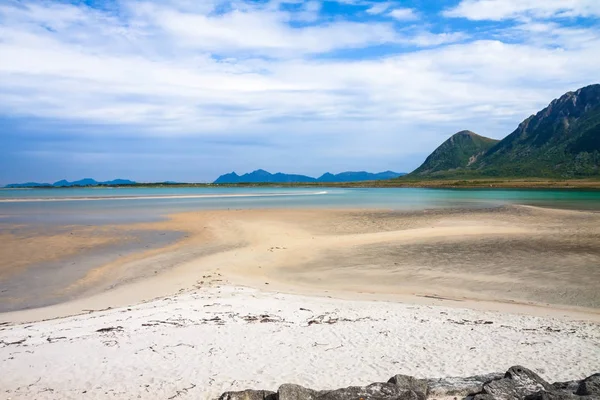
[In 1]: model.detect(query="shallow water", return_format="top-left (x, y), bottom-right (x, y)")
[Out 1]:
top-left (1, 187), bottom-right (600, 225)
top-left (0, 229), bottom-right (184, 313)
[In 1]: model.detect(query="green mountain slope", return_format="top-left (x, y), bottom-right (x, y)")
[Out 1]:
top-left (474, 84), bottom-right (600, 177)
top-left (409, 130), bottom-right (500, 177)
top-left (409, 84), bottom-right (600, 178)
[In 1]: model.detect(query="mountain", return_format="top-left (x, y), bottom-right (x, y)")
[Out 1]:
top-left (5, 179), bottom-right (136, 188)
top-left (409, 131), bottom-right (500, 177)
top-left (475, 84), bottom-right (600, 177)
top-left (214, 169), bottom-right (316, 184)
top-left (53, 178), bottom-right (136, 187)
top-left (4, 182), bottom-right (52, 188)
top-left (213, 170), bottom-right (405, 183)
top-left (53, 179), bottom-right (97, 187)
top-left (317, 171), bottom-right (405, 182)
top-left (409, 84), bottom-right (600, 178)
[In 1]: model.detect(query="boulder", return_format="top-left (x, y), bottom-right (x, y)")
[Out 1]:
top-left (216, 367), bottom-right (600, 400)
top-left (318, 383), bottom-right (423, 400)
top-left (218, 389), bottom-right (277, 400)
top-left (524, 391), bottom-right (580, 400)
top-left (472, 395), bottom-right (497, 400)
top-left (278, 382), bottom-right (424, 400)
top-left (427, 373), bottom-right (504, 397)
top-left (551, 381), bottom-right (581, 394)
top-left (387, 374), bottom-right (428, 396)
top-left (481, 366), bottom-right (554, 400)
top-left (576, 373), bottom-right (600, 396)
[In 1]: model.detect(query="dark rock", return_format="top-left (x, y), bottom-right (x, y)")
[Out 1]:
top-left (218, 389), bottom-right (277, 400)
top-left (319, 383), bottom-right (423, 400)
top-left (427, 373), bottom-right (504, 397)
top-left (217, 367), bottom-right (600, 400)
top-left (278, 382), bottom-right (424, 400)
top-left (524, 390), bottom-right (580, 400)
top-left (577, 374), bottom-right (600, 396)
top-left (481, 366), bottom-right (553, 400)
top-left (387, 374), bottom-right (428, 396)
top-left (552, 381), bottom-right (581, 394)
top-left (278, 384), bottom-right (320, 400)
top-left (473, 394), bottom-right (497, 400)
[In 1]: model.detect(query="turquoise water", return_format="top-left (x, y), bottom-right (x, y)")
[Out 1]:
top-left (1, 187), bottom-right (600, 224)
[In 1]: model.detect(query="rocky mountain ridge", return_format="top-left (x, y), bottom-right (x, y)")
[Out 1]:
top-left (409, 84), bottom-right (600, 178)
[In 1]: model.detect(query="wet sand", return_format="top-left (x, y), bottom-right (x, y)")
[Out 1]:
top-left (1, 205), bottom-right (600, 321)
top-left (0, 225), bottom-right (184, 312)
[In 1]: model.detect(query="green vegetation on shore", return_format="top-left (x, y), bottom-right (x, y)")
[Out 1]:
top-left (37, 178), bottom-right (598, 189)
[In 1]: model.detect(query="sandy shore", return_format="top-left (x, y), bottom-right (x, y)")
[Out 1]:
top-left (2, 205), bottom-right (600, 322)
top-left (1, 285), bottom-right (599, 399)
top-left (1, 205), bottom-right (600, 399)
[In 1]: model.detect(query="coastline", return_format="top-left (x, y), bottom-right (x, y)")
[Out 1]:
top-left (4, 177), bottom-right (600, 190)
top-left (1, 205), bottom-right (600, 399)
top-left (1, 285), bottom-right (599, 400)
top-left (2, 205), bottom-right (600, 323)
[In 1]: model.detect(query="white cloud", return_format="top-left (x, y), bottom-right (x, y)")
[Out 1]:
top-left (366, 2), bottom-right (392, 15)
top-left (0, 0), bottom-right (598, 161)
top-left (404, 31), bottom-right (467, 46)
top-left (389, 8), bottom-right (418, 21)
top-left (444, 0), bottom-right (600, 20)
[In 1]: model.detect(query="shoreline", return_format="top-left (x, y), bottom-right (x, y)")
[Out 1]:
top-left (1, 285), bottom-right (599, 399)
top-left (4, 178), bottom-right (600, 190)
top-left (2, 205), bottom-right (600, 399)
top-left (2, 205), bottom-right (600, 323)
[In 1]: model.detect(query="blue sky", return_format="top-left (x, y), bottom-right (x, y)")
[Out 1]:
top-left (1, 0), bottom-right (599, 184)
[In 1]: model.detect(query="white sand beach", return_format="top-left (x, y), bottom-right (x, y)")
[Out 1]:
top-left (1, 285), bottom-right (599, 399)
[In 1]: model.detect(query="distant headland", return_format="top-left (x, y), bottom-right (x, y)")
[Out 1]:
top-left (213, 170), bottom-right (405, 184)
top-left (4, 171), bottom-right (405, 188)
top-left (5, 178), bottom-right (137, 188)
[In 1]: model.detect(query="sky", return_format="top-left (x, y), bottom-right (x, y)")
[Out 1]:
top-left (1, 0), bottom-right (599, 184)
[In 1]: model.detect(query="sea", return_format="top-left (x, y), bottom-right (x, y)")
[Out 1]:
top-left (1, 186), bottom-right (600, 225)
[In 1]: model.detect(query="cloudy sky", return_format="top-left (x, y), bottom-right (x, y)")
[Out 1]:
top-left (1, 0), bottom-right (599, 184)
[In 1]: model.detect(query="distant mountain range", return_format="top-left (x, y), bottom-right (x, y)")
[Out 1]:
top-left (409, 84), bottom-right (600, 178)
top-left (5, 178), bottom-right (136, 188)
top-left (213, 170), bottom-right (405, 184)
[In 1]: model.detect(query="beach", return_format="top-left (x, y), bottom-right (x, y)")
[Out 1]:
top-left (1, 204), bottom-right (600, 399)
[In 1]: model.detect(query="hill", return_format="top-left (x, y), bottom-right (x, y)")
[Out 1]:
top-left (5, 179), bottom-right (136, 188)
top-left (214, 170), bottom-right (316, 184)
top-left (409, 131), bottom-right (499, 177)
top-left (213, 170), bottom-right (405, 184)
top-left (4, 182), bottom-right (53, 188)
top-left (409, 84), bottom-right (600, 178)
top-left (317, 171), bottom-right (403, 182)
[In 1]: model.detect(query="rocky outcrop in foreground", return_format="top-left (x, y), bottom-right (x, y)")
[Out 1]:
top-left (219, 366), bottom-right (600, 400)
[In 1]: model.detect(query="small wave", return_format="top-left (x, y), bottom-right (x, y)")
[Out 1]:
top-left (0, 191), bottom-right (328, 203)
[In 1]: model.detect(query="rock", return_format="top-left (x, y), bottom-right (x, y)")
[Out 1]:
top-left (473, 394), bottom-right (497, 400)
top-left (278, 382), bottom-right (424, 400)
top-left (481, 366), bottom-right (553, 400)
top-left (576, 373), bottom-right (600, 396)
top-left (387, 374), bottom-right (428, 396)
top-left (319, 383), bottom-right (423, 400)
top-left (217, 367), bottom-right (600, 400)
top-left (551, 381), bottom-right (580, 394)
top-left (218, 389), bottom-right (277, 400)
top-left (523, 391), bottom-right (580, 400)
top-left (278, 384), bottom-right (320, 400)
top-left (427, 373), bottom-right (504, 397)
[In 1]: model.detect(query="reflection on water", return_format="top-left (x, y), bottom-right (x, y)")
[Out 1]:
top-left (0, 187), bottom-right (599, 225)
